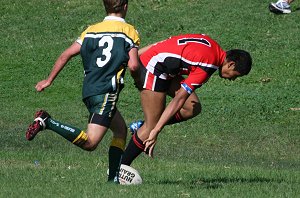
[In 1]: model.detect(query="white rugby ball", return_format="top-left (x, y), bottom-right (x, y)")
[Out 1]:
top-left (118, 164), bottom-right (142, 185)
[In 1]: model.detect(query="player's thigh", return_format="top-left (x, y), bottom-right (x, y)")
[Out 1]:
top-left (139, 67), bottom-right (168, 129)
top-left (83, 93), bottom-right (118, 145)
top-left (137, 90), bottom-right (166, 140)
top-left (109, 109), bottom-right (127, 139)
top-left (140, 89), bottom-right (166, 129)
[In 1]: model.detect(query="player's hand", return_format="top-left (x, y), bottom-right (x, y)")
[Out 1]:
top-left (143, 130), bottom-right (158, 158)
top-left (35, 79), bottom-right (51, 92)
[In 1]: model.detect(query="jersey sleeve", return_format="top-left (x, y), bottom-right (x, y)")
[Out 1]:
top-left (76, 28), bottom-right (89, 45)
top-left (181, 66), bottom-right (209, 94)
top-left (129, 28), bottom-right (140, 48)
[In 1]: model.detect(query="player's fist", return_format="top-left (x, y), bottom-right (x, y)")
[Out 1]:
top-left (35, 79), bottom-right (51, 92)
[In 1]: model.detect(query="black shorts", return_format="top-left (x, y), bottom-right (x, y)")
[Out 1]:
top-left (139, 66), bottom-right (172, 92)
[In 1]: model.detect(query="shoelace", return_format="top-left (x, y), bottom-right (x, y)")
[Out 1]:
top-left (276, 1), bottom-right (290, 9)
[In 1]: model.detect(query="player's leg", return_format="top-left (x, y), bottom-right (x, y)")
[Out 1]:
top-left (26, 110), bottom-right (90, 146)
top-left (26, 94), bottom-right (116, 150)
top-left (84, 93), bottom-right (127, 182)
top-left (107, 109), bottom-right (127, 182)
top-left (75, 93), bottom-right (119, 151)
top-left (139, 89), bottom-right (166, 140)
top-left (121, 66), bottom-right (168, 165)
top-left (25, 109), bottom-right (109, 149)
top-left (129, 75), bottom-right (202, 133)
top-left (122, 89), bottom-right (166, 165)
top-left (166, 75), bottom-right (201, 125)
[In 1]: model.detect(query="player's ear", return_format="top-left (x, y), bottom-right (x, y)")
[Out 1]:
top-left (123, 3), bottom-right (128, 11)
top-left (228, 61), bottom-right (236, 69)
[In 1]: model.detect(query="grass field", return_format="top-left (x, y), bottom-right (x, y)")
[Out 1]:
top-left (1, 0), bottom-right (299, 197)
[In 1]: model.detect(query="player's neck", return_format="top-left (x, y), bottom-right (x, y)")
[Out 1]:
top-left (107, 12), bottom-right (125, 19)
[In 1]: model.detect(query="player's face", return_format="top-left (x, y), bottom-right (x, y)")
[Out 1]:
top-left (219, 61), bottom-right (241, 81)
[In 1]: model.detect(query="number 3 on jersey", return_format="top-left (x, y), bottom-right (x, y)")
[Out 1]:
top-left (96, 36), bottom-right (113, 67)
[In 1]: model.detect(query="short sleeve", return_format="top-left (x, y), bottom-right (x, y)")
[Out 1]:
top-left (181, 66), bottom-right (209, 93)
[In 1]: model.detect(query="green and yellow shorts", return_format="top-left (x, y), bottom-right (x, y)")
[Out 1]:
top-left (83, 93), bottom-right (119, 128)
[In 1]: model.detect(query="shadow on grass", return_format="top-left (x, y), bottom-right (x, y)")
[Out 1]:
top-left (157, 177), bottom-right (285, 189)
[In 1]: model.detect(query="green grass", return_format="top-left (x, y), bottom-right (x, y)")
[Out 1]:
top-left (0, 0), bottom-right (299, 197)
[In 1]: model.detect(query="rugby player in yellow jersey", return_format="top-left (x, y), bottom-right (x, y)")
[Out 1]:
top-left (26, 0), bottom-right (140, 183)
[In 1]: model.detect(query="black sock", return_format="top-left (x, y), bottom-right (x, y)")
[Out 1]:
top-left (121, 133), bottom-right (144, 166)
top-left (108, 146), bottom-right (124, 181)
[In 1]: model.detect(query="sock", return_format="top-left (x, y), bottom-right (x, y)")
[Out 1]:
top-left (108, 137), bottom-right (125, 181)
top-left (121, 132), bottom-right (144, 166)
top-left (166, 112), bottom-right (184, 125)
top-left (46, 118), bottom-right (87, 146)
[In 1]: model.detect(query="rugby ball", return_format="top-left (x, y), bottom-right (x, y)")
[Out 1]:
top-left (118, 164), bottom-right (143, 185)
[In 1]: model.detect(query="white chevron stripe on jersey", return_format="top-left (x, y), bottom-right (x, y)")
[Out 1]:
top-left (145, 52), bottom-right (219, 80)
top-left (146, 52), bottom-right (219, 70)
top-left (81, 33), bottom-right (136, 47)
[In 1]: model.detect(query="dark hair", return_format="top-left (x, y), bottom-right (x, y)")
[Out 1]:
top-left (103, 0), bottom-right (128, 14)
top-left (226, 49), bottom-right (252, 76)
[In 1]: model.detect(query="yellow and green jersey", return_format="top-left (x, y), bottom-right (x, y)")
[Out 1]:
top-left (77, 16), bottom-right (140, 99)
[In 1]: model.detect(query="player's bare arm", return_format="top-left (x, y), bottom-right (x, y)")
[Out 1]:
top-left (138, 44), bottom-right (153, 56)
top-left (35, 42), bottom-right (81, 92)
top-left (127, 47), bottom-right (139, 72)
top-left (144, 87), bottom-right (190, 157)
top-left (127, 47), bottom-right (142, 88)
top-left (138, 43), bottom-right (158, 56)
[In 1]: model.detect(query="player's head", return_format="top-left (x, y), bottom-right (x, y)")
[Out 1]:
top-left (103, 0), bottom-right (128, 15)
top-left (219, 49), bottom-right (252, 81)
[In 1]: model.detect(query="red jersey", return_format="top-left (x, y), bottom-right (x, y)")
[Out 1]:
top-left (140, 34), bottom-right (226, 93)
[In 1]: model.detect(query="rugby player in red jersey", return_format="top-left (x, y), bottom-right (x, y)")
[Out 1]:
top-left (121, 34), bottom-right (252, 165)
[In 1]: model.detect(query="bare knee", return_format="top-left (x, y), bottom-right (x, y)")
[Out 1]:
top-left (193, 102), bottom-right (202, 117)
top-left (181, 101), bottom-right (202, 120)
top-left (81, 141), bottom-right (98, 151)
